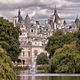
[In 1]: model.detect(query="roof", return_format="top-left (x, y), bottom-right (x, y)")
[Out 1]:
top-left (24, 14), bottom-right (30, 23)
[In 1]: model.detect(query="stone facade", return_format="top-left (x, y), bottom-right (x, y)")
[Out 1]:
top-left (13, 8), bottom-right (67, 65)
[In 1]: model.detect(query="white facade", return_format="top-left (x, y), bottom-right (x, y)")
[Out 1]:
top-left (13, 9), bottom-right (65, 65)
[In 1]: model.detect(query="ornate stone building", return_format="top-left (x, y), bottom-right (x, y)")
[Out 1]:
top-left (48, 8), bottom-right (65, 32)
top-left (13, 8), bottom-right (66, 65)
top-left (64, 16), bottom-right (80, 33)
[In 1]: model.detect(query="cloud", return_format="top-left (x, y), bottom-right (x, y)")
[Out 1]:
top-left (0, 0), bottom-right (79, 23)
top-left (66, 0), bottom-right (80, 2)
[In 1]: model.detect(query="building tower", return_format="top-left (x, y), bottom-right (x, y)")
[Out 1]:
top-left (18, 9), bottom-right (23, 23)
top-left (75, 15), bottom-right (80, 29)
top-left (54, 6), bottom-right (60, 23)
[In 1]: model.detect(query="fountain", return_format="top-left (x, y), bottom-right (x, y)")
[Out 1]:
top-left (29, 55), bottom-right (37, 74)
top-left (29, 61), bottom-right (36, 74)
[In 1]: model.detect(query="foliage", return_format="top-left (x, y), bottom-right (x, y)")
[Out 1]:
top-left (49, 76), bottom-right (80, 80)
top-left (14, 66), bottom-right (28, 71)
top-left (0, 17), bottom-right (21, 61)
top-left (76, 29), bottom-right (80, 51)
top-left (36, 53), bottom-right (49, 65)
top-left (37, 65), bottom-right (49, 73)
top-left (46, 30), bottom-right (76, 58)
top-left (49, 44), bottom-right (80, 73)
top-left (0, 48), bottom-right (17, 80)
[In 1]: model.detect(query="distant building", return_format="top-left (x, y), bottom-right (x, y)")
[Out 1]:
top-left (48, 7), bottom-right (65, 32)
top-left (65, 16), bottom-right (80, 33)
top-left (13, 8), bottom-right (67, 65)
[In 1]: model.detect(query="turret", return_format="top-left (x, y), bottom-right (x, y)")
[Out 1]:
top-left (75, 15), bottom-right (80, 28)
top-left (63, 20), bottom-right (67, 26)
top-left (24, 14), bottom-right (30, 23)
top-left (54, 6), bottom-right (60, 23)
top-left (18, 9), bottom-right (23, 23)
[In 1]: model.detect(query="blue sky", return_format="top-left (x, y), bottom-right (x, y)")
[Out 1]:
top-left (0, 0), bottom-right (80, 23)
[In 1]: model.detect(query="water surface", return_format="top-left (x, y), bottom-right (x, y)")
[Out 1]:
top-left (17, 70), bottom-right (80, 80)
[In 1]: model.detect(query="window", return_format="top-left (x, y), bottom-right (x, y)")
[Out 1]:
top-left (46, 29), bottom-right (48, 31)
top-left (28, 51), bottom-right (31, 57)
top-left (23, 60), bottom-right (25, 64)
top-left (23, 51), bottom-right (25, 56)
top-left (28, 41), bottom-right (32, 45)
top-left (31, 29), bottom-right (34, 32)
top-left (34, 50), bottom-right (38, 56)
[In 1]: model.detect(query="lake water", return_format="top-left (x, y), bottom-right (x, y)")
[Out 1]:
top-left (17, 70), bottom-right (80, 80)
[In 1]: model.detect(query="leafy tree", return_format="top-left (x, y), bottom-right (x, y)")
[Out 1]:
top-left (49, 44), bottom-right (80, 73)
top-left (0, 48), bottom-right (17, 80)
top-left (46, 30), bottom-right (76, 58)
top-left (0, 17), bottom-right (21, 61)
top-left (76, 29), bottom-right (80, 51)
top-left (36, 53), bottom-right (49, 65)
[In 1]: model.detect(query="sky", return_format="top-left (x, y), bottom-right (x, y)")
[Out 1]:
top-left (0, 0), bottom-right (80, 23)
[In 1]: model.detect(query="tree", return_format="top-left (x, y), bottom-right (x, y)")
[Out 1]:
top-left (49, 44), bottom-right (80, 73)
top-left (36, 53), bottom-right (49, 65)
top-left (0, 48), bottom-right (17, 80)
top-left (76, 29), bottom-right (80, 51)
top-left (0, 17), bottom-right (21, 61)
top-left (46, 30), bottom-right (76, 58)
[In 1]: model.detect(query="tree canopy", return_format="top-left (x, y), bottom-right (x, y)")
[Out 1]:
top-left (46, 30), bottom-right (76, 58)
top-left (36, 53), bottom-right (49, 65)
top-left (76, 29), bottom-right (80, 51)
top-left (49, 44), bottom-right (80, 73)
top-left (46, 29), bottom-right (80, 73)
top-left (0, 48), bottom-right (17, 80)
top-left (0, 17), bottom-right (21, 61)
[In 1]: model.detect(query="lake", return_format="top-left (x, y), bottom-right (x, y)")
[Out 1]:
top-left (17, 70), bottom-right (80, 80)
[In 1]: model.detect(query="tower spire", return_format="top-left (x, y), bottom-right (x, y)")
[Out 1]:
top-left (54, 5), bottom-right (57, 14)
top-left (75, 15), bottom-right (79, 23)
top-left (18, 9), bottom-right (23, 23)
top-left (75, 15), bottom-right (80, 28)
top-left (76, 14), bottom-right (79, 19)
top-left (18, 9), bottom-right (20, 15)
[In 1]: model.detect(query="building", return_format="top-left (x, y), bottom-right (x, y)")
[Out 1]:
top-left (65, 16), bottom-right (80, 33)
top-left (13, 8), bottom-right (66, 66)
top-left (48, 7), bottom-right (65, 32)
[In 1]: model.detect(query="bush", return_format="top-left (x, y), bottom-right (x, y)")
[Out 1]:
top-left (14, 66), bottom-right (28, 71)
top-left (37, 65), bottom-right (49, 73)
top-left (36, 53), bottom-right (49, 65)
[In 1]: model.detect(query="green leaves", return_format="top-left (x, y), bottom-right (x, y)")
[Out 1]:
top-left (0, 48), bottom-right (17, 80)
top-left (49, 44), bottom-right (80, 73)
top-left (46, 30), bottom-right (76, 58)
top-left (47, 30), bottom-right (80, 73)
top-left (76, 30), bottom-right (80, 51)
top-left (36, 53), bottom-right (49, 65)
top-left (0, 17), bottom-right (21, 61)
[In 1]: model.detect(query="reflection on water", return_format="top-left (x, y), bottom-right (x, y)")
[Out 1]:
top-left (17, 70), bottom-right (80, 80)
top-left (50, 76), bottom-right (80, 80)
top-left (17, 76), bottom-right (80, 80)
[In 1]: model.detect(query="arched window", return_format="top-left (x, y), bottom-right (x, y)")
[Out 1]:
top-left (17, 59), bottom-right (21, 63)
top-left (23, 60), bottom-right (25, 64)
